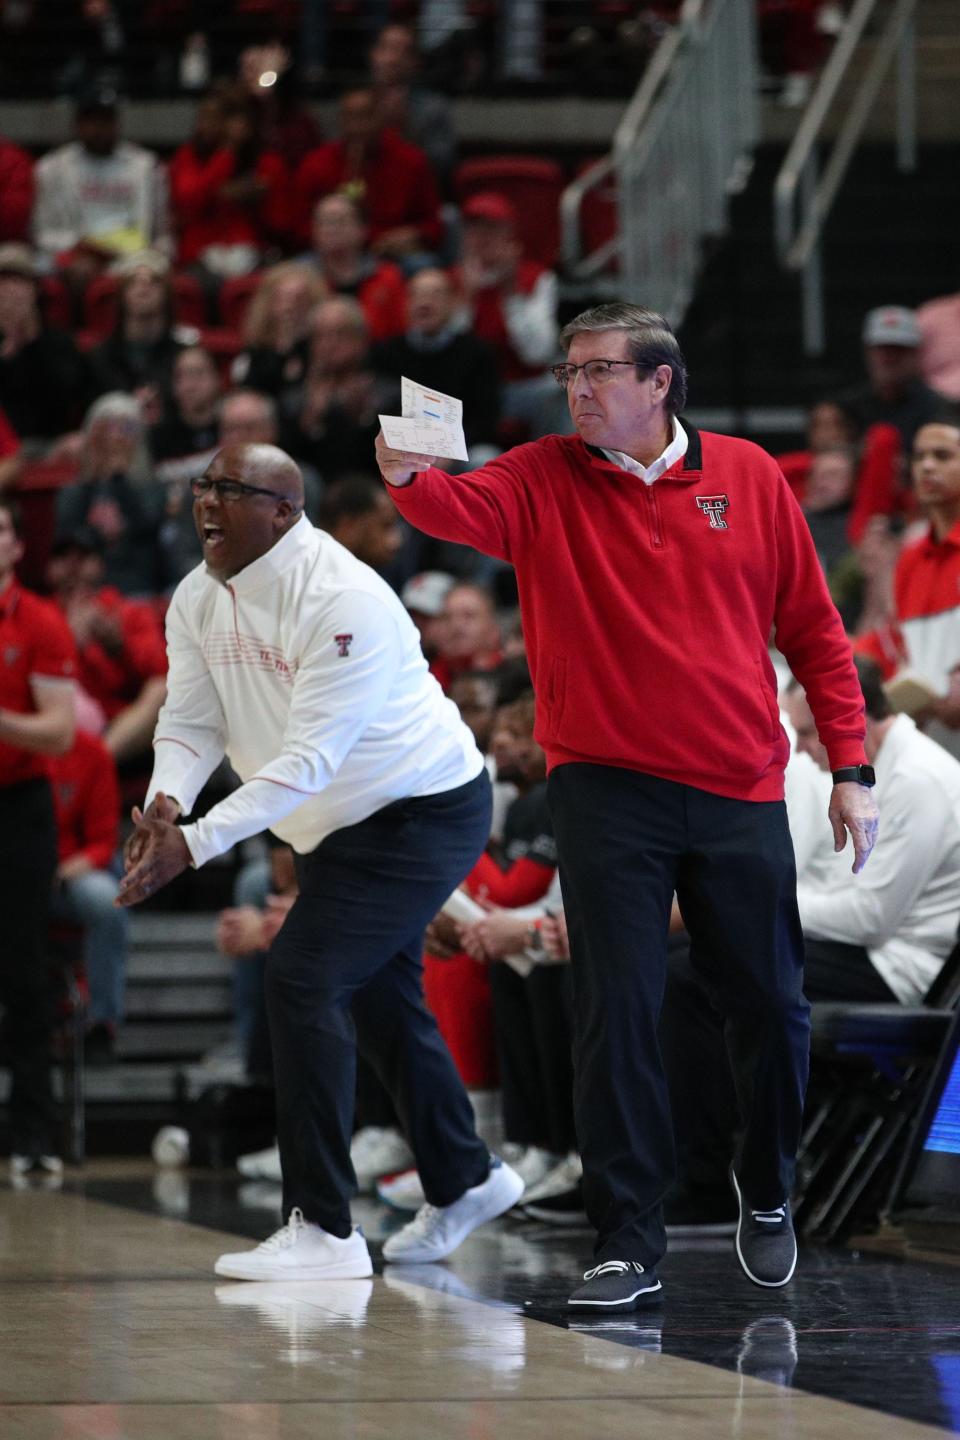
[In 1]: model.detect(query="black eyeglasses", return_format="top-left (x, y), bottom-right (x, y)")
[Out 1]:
top-left (191, 476), bottom-right (290, 503)
top-left (552, 359), bottom-right (640, 389)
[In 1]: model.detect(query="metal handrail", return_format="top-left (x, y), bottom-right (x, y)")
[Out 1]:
top-left (560, 0), bottom-right (758, 321)
top-left (773, 0), bottom-right (918, 354)
top-left (560, 0), bottom-right (703, 281)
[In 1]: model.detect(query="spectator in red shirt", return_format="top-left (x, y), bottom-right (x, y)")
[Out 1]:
top-left (0, 136), bottom-right (34, 243)
top-left (45, 533), bottom-right (168, 765)
top-left (430, 580), bottom-right (502, 693)
top-left (0, 495), bottom-right (76, 1177)
top-left (49, 727), bottom-right (129, 1063)
top-left (169, 88), bottom-right (291, 277)
top-left (455, 191), bottom-right (567, 440)
top-left (0, 403), bottom-right (22, 494)
top-left (302, 192), bottom-right (407, 342)
top-left (294, 88), bottom-right (443, 269)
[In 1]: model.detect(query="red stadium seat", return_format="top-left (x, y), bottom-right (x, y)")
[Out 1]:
top-left (576, 157), bottom-right (619, 272)
top-left (454, 156), bottom-right (565, 268)
top-left (218, 272), bottom-right (264, 332)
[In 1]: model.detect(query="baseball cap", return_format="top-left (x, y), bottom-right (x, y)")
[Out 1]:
top-left (862, 306), bottom-right (921, 348)
top-left (462, 192), bottom-right (517, 227)
top-left (75, 84), bottom-right (119, 117)
top-left (401, 571), bottom-right (456, 617)
top-left (0, 243), bottom-right (37, 281)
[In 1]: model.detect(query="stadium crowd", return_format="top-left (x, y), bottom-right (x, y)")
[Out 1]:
top-left (2, 10), bottom-right (960, 1234)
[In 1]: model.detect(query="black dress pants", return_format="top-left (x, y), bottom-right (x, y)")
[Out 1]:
top-left (548, 763), bottom-right (809, 1267)
top-left (265, 771), bottom-right (493, 1235)
top-left (489, 961), bottom-right (575, 1155)
top-left (0, 779), bottom-right (59, 1156)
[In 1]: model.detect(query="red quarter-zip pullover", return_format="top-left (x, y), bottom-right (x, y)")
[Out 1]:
top-left (386, 425), bottom-right (866, 801)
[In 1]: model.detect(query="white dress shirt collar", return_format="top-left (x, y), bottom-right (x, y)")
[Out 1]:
top-left (601, 417), bottom-right (689, 486)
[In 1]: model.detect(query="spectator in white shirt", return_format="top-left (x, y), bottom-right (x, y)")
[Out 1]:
top-left (786, 656), bottom-right (960, 1005)
top-left (116, 440), bottom-right (522, 1282)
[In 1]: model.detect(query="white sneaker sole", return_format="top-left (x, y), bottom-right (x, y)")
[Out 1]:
top-left (731, 1171), bottom-right (797, 1288)
top-left (568, 1279), bottom-right (663, 1309)
top-left (383, 1163), bottom-right (525, 1264)
top-left (214, 1254), bottom-right (373, 1281)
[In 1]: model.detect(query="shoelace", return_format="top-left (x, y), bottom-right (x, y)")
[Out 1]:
top-left (403, 1203), bottom-right (445, 1238)
top-left (258, 1207), bottom-right (307, 1252)
top-left (751, 1206), bottom-right (787, 1226)
top-left (583, 1260), bottom-right (645, 1280)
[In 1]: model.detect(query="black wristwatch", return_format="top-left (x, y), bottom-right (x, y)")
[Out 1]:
top-left (832, 765), bottom-right (876, 787)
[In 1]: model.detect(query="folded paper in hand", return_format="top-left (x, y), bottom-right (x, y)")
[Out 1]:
top-left (379, 376), bottom-right (468, 462)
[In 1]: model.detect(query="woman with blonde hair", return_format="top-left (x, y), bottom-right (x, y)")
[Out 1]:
top-left (232, 261), bottom-right (327, 397)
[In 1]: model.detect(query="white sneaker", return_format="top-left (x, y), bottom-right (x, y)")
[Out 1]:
top-left (376, 1167), bottom-right (426, 1212)
top-left (214, 1208), bottom-right (373, 1281)
top-left (236, 1143), bottom-right (282, 1181)
top-left (10, 1154), bottom-right (64, 1189)
top-left (351, 1126), bottom-right (414, 1192)
top-left (510, 1146), bottom-right (564, 1192)
top-left (521, 1152), bottom-right (583, 1206)
top-left (382, 1158), bottom-right (525, 1264)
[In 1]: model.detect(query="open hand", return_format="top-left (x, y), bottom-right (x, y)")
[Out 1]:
top-left (829, 782), bottom-right (880, 874)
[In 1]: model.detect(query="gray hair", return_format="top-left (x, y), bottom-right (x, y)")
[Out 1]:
top-left (81, 390), bottom-right (153, 487)
top-left (559, 302), bottom-right (688, 415)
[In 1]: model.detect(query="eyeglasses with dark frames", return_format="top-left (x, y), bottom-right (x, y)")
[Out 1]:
top-left (191, 475), bottom-right (294, 504)
top-left (552, 359), bottom-right (641, 389)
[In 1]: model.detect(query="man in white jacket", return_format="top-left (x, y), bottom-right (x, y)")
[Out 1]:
top-left (786, 656), bottom-right (960, 1004)
top-left (118, 442), bottom-right (522, 1279)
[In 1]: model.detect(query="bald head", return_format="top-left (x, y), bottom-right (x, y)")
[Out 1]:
top-left (194, 444), bottom-right (306, 581)
top-left (217, 443), bottom-right (305, 511)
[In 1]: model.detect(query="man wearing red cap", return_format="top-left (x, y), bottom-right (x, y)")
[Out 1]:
top-left (455, 191), bottom-right (568, 439)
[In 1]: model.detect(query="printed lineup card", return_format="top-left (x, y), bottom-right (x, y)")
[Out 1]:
top-left (378, 376), bottom-right (469, 462)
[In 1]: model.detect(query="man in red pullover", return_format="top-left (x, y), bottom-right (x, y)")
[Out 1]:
top-left (376, 301), bottom-right (879, 1311)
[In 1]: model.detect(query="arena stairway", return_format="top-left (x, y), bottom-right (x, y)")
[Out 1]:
top-left (678, 141), bottom-right (958, 449)
top-left (1, 910), bottom-right (238, 1157)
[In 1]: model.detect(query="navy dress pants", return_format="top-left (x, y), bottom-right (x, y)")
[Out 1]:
top-left (547, 763), bottom-right (809, 1268)
top-left (265, 771), bottom-right (493, 1235)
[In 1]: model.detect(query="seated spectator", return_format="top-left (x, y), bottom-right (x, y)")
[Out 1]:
top-left (286, 295), bottom-right (382, 480)
top-left (168, 87), bottom-right (291, 279)
top-left (455, 192), bottom-right (566, 440)
top-left (802, 445), bottom-right (857, 570)
top-left (87, 250), bottom-right (198, 419)
top-left (368, 22), bottom-right (457, 190)
top-left (150, 344), bottom-right (222, 485)
top-left (373, 267), bottom-right (501, 464)
top-left (49, 726), bottom-right (129, 1064)
top-left (0, 404), bottom-right (22, 493)
top-left (0, 244), bottom-right (92, 446)
top-left (45, 533), bottom-right (167, 765)
top-left (786, 659), bottom-right (960, 1003)
top-left (32, 87), bottom-right (172, 292)
top-left (427, 695), bottom-right (571, 1193)
top-left (317, 474), bottom-right (404, 577)
top-left (430, 580), bottom-right (502, 692)
top-left (400, 569), bottom-right (456, 659)
top-left (294, 88), bottom-right (443, 269)
top-left (858, 412), bottom-right (960, 734)
top-left (55, 393), bottom-right (165, 597)
top-left (303, 193), bottom-right (407, 342)
top-left (0, 135), bottom-right (33, 243)
top-left (447, 668), bottom-right (500, 752)
top-left (917, 289), bottom-right (960, 402)
top-left (840, 305), bottom-right (950, 455)
top-left (231, 260), bottom-right (328, 396)
top-left (779, 398), bottom-right (906, 545)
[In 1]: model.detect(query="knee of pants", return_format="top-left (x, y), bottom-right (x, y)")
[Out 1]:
top-left (67, 870), bottom-right (124, 923)
top-left (264, 953), bottom-right (350, 1034)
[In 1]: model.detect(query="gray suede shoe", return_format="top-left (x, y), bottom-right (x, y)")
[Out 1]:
top-left (568, 1260), bottom-right (663, 1311)
top-left (731, 1171), bottom-right (798, 1287)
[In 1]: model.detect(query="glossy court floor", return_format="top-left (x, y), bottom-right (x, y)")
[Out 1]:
top-left (1, 1163), bottom-right (959, 1440)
